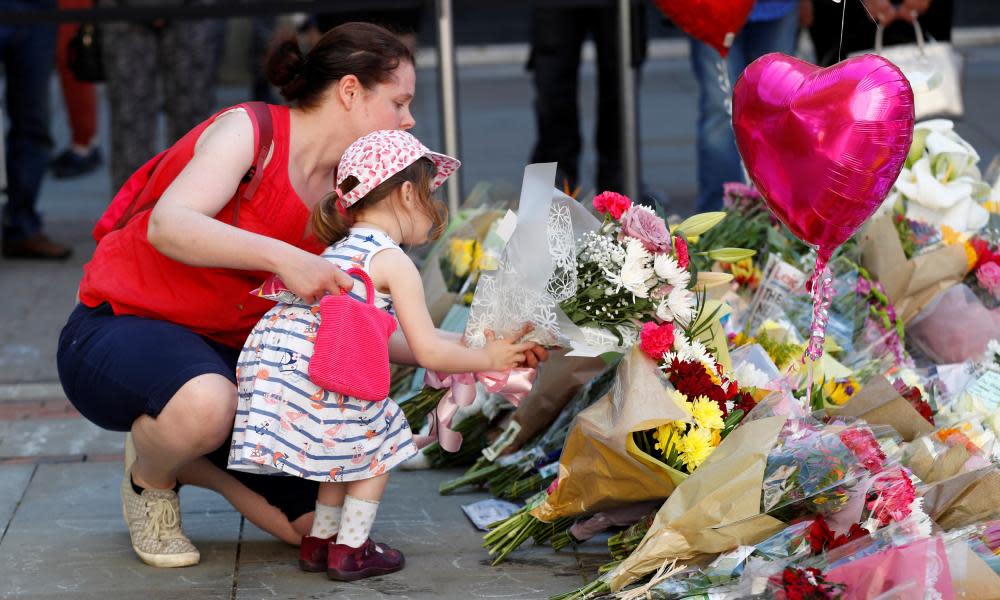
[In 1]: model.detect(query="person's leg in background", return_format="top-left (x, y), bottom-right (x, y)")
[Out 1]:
top-left (742, 9), bottom-right (800, 65)
top-left (528, 5), bottom-right (586, 192)
top-left (690, 36), bottom-right (743, 212)
top-left (52, 0), bottom-right (101, 179)
top-left (100, 6), bottom-right (159, 192)
top-left (160, 7), bottom-right (223, 148)
top-left (591, 1), bottom-right (648, 200)
top-left (1, 0), bottom-right (72, 260)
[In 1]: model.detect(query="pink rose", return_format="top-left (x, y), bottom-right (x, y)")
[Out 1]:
top-left (976, 262), bottom-right (1000, 298)
top-left (593, 191), bottom-right (632, 219)
top-left (639, 321), bottom-right (675, 362)
top-left (673, 236), bottom-right (689, 269)
top-left (620, 206), bottom-right (672, 254)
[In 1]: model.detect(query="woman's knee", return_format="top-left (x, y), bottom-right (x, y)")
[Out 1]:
top-left (158, 374), bottom-right (237, 453)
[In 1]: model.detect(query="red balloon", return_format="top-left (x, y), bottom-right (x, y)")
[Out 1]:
top-left (653, 0), bottom-right (754, 57)
top-left (732, 53), bottom-right (914, 260)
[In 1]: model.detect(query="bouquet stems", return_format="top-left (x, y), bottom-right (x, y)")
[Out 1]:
top-left (549, 577), bottom-right (610, 600)
top-left (398, 387), bottom-right (447, 431)
top-left (494, 472), bottom-right (556, 501)
top-left (550, 528), bottom-right (579, 552)
top-left (422, 414), bottom-right (489, 469)
top-left (483, 506), bottom-right (542, 565)
top-left (607, 512), bottom-right (654, 561)
top-left (439, 461), bottom-right (505, 495)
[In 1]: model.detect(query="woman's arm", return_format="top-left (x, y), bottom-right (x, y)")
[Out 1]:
top-left (146, 109), bottom-right (352, 301)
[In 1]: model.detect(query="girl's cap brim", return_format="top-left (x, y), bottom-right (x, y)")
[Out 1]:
top-left (426, 150), bottom-right (461, 191)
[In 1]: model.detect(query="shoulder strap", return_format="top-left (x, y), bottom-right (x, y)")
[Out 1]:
top-left (231, 101), bottom-right (274, 226)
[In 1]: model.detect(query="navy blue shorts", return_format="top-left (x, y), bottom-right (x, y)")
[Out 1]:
top-left (57, 303), bottom-right (318, 521)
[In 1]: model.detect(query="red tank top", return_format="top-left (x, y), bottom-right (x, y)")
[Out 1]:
top-left (79, 104), bottom-right (325, 348)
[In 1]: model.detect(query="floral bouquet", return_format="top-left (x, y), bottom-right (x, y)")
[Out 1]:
top-left (464, 163), bottom-right (745, 355)
top-left (604, 395), bottom-right (904, 593)
top-left (884, 119), bottom-right (996, 236)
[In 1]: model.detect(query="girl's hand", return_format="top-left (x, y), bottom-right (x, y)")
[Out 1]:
top-left (505, 322), bottom-right (550, 368)
top-left (483, 330), bottom-right (538, 371)
top-left (276, 249), bottom-right (355, 303)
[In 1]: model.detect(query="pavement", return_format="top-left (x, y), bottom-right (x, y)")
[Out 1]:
top-left (2, 40), bottom-right (1000, 599)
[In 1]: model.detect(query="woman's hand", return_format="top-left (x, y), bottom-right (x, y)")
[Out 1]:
top-left (896, 0), bottom-right (932, 22)
top-left (275, 248), bottom-right (355, 303)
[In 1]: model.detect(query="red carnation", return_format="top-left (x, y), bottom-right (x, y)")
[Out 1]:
top-left (673, 236), bottom-right (689, 269)
top-left (592, 191), bottom-right (632, 219)
top-left (639, 321), bottom-right (675, 362)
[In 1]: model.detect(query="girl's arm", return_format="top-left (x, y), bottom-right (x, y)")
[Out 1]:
top-left (388, 329), bottom-right (463, 366)
top-left (372, 249), bottom-right (534, 373)
top-left (145, 109), bottom-right (352, 302)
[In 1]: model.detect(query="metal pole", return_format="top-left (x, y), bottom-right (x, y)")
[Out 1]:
top-left (617, 0), bottom-right (639, 201)
top-left (436, 0), bottom-right (462, 215)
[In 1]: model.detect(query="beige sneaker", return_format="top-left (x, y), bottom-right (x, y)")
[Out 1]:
top-left (120, 439), bottom-right (200, 568)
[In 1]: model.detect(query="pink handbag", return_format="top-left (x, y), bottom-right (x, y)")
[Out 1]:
top-left (308, 268), bottom-right (397, 401)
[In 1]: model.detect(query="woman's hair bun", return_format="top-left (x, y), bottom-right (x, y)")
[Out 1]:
top-left (264, 36), bottom-right (308, 101)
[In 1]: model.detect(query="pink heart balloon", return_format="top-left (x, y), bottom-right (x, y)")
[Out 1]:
top-left (732, 53), bottom-right (914, 261)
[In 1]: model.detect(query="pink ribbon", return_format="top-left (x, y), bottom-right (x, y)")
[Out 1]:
top-left (413, 367), bottom-right (536, 453)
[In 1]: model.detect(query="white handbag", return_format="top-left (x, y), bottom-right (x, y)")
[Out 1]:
top-left (853, 21), bottom-right (964, 120)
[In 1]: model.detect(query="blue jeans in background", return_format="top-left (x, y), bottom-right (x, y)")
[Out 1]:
top-left (691, 9), bottom-right (799, 212)
top-left (0, 1), bottom-right (57, 242)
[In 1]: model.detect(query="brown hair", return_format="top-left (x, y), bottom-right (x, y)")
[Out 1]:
top-left (311, 158), bottom-right (447, 246)
top-left (265, 22), bottom-right (414, 109)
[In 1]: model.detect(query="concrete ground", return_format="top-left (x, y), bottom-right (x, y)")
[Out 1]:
top-left (2, 40), bottom-right (1000, 599)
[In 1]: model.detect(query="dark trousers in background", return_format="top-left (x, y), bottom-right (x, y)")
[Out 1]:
top-left (97, 0), bottom-right (224, 191)
top-left (56, 0), bottom-right (98, 148)
top-left (809, 0), bottom-right (953, 67)
top-left (528, 1), bottom-right (647, 195)
top-left (0, 0), bottom-right (57, 243)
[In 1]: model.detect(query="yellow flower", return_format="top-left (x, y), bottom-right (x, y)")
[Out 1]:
top-left (822, 377), bottom-right (859, 406)
top-left (690, 396), bottom-right (725, 430)
top-left (653, 424), bottom-right (679, 455)
top-left (448, 239), bottom-right (475, 277)
top-left (985, 200), bottom-right (1000, 214)
top-left (471, 241), bottom-right (484, 272)
top-left (710, 429), bottom-right (721, 446)
top-left (941, 224), bottom-right (963, 246)
top-left (677, 427), bottom-right (715, 471)
top-left (963, 242), bottom-right (978, 272)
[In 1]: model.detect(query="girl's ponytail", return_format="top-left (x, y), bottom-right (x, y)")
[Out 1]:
top-left (311, 186), bottom-right (354, 246)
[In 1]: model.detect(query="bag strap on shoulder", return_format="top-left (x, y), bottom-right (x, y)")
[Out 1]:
top-left (232, 101), bottom-right (273, 227)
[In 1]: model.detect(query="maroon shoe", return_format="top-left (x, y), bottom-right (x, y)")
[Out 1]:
top-left (327, 539), bottom-right (405, 581)
top-left (299, 535), bottom-right (334, 572)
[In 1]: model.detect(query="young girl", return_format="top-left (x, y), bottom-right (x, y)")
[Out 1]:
top-left (228, 130), bottom-right (535, 581)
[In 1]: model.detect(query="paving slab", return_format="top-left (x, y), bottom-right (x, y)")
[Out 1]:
top-left (236, 469), bottom-right (588, 600)
top-left (0, 465), bottom-right (34, 539)
top-left (0, 418), bottom-right (124, 460)
top-left (0, 463), bottom-right (240, 600)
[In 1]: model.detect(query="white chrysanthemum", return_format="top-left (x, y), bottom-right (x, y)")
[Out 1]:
top-left (658, 285), bottom-right (696, 326)
top-left (653, 254), bottom-right (690, 289)
top-left (662, 331), bottom-right (715, 369)
top-left (620, 237), bottom-right (654, 298)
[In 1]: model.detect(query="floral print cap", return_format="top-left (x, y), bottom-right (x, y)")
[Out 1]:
top-left (336, 129), bottom-right (461, 207)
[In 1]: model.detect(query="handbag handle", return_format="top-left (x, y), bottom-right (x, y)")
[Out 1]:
top-left (874, 20), bottom-right (926, 55)
top-left (344, 267), bottom-right (377, 306)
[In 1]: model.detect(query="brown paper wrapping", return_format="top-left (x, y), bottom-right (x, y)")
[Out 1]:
top-left (921, 467), bottom-right (1000, 530)
top-left (608, 415), bottom-right (788, 592)
top-left (832, 376), bottom-right (934, 442)
top-left (505, 349), bottom-right (609, 453)
top-left (860, 215), bottom-right (968, 324)
top-left (529, 347), bottom-right (688, 523)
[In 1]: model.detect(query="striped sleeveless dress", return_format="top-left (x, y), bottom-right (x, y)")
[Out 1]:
top-left (228, 227), bottom-right (417, 482)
